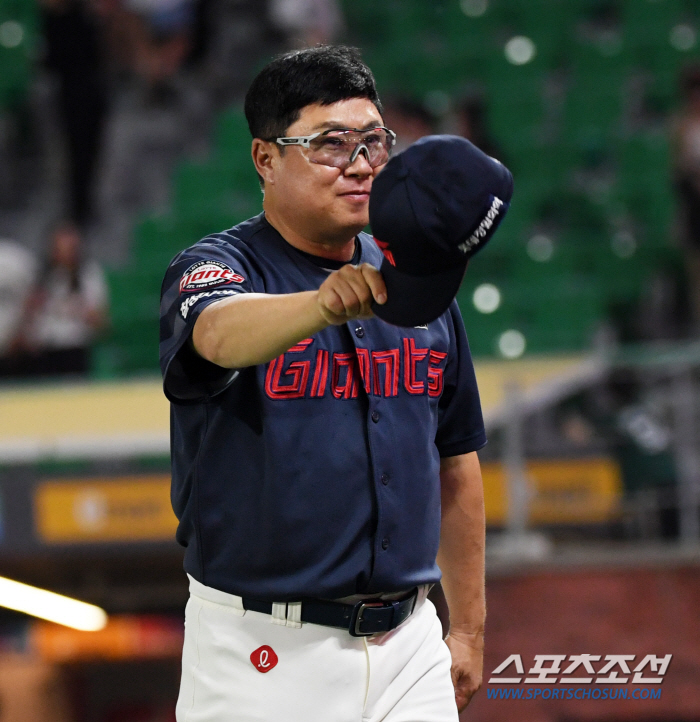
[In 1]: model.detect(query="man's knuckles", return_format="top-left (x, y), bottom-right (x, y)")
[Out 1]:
top-left (320, 290), bottom-right (361, 319)
top-left (329, 282), bottom-right (371, 310)
top-left (326, 299), bottom-right (346, 316)
top-left (318, 267), bottom-right (377, 320)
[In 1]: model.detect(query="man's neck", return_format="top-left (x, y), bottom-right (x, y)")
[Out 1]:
top-left (264, 209), bottom-right (358, 263)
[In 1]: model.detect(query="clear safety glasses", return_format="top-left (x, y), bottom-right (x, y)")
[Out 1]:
top-left (271, 127), bottom-right (397, 169)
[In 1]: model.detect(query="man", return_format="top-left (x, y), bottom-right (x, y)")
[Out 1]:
top-left (160, 45), bottom-right (488, 721)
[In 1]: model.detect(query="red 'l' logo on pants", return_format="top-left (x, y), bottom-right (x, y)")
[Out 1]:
top-left (250, 645), bottom-right (278, 673)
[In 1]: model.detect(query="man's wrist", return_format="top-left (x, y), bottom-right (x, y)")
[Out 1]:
top-left (448, 622), bottom-right (485, 642)
top-left (305, 290), bottom-right (334, 330)
top-left (450, 625), bottom-right (485, 635)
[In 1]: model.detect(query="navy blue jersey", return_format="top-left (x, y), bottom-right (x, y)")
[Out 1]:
top-left (159, 213), bottom-right (486, 601)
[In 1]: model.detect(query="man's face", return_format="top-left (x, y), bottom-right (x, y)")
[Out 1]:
top-left (263, 98), bottom-right (386, 244)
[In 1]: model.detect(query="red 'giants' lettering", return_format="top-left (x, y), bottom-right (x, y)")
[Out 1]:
top-left (403, 338), bottom-right (428, 395)
top-left (331, 353), bottom-right (360, 399)
top-left (356, 348), bottom-right (371, 393)
top-left (372, 349), bottom-right (400, 397)
top-left (264, 338), bottom-right (447, 401)
top-left (265, 339), bottom-right (313, 399)
top-left (427, 350), bottom-right (447, 397)
top-left (310, 349), bottom-right (329, 397)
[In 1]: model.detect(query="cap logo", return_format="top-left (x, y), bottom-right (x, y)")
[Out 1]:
top-left (374, 238), bottom-right (396, 267)
top-left (458, 196), bottom-right (505, 254)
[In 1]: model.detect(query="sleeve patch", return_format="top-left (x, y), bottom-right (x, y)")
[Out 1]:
top-left (180, 260), bottom-right (245, 293)
top-left (180, 289), bottom-right (239, 319)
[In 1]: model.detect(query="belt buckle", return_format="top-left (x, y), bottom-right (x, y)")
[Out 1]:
top-left (349, 600), bottom-right (385, 637)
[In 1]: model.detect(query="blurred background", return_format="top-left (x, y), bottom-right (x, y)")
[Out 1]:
top-left (0, 0), bottom-right (699, 719)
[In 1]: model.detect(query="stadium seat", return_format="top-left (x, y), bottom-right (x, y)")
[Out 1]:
top-left (0, 0), bottom-right (37, 109)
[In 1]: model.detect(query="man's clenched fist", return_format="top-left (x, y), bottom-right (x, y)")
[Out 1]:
top-left (317, 263), bottom-right (387, 325)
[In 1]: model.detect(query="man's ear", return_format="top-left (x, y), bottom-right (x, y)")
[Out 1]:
top-left (251, 139), bottom-right (276, 187)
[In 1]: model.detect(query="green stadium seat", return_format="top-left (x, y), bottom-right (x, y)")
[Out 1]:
top-left (101, 265), bottom-right (163, 375)
top-left (622, 0), bottom-right (682, 52)
top-left (458, 276), bottom-right (603, 356)
top-left (215, 109), bottom-right (253, 161)
top-left (0, 0), bottom-right (38, 109)
top-left (486, 69), bottom-right (546, 152)
top-left (563, 75), bottom-right (626, 148)
top-left (489, 0), bottom-right (575, 70)
top-left (172, 160), bottom-right (261, 225)
top-left (107, 269), bottom-right (161, 325)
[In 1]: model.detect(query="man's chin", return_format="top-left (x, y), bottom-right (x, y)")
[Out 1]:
top-left (315, 204), bottom-right (369, 242)
top-left (345, 218), bottom-right (370, 238)
top-left (338, 206), bottom-right (370, 232)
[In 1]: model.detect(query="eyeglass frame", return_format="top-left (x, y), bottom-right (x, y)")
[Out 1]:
top-left (267, 126), bottom-right (397, 168)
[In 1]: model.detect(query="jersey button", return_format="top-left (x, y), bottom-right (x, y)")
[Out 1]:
top-left (371, 411), bottom-right (380, 423)
top-left (380, 473), bottom-right (389, 485)
top-left (355, 326), bottom-right (365, 338)
top-left (381, 537), bottom-right (390, 550)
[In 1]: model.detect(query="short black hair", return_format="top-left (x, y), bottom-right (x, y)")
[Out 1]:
top-left (245, 45), bottom-right (383, 141)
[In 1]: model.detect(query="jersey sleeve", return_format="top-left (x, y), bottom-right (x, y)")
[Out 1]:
top-left (159, 239), bottom-right (256, 404)
top-left (435, 300), bottom-right (487, 457)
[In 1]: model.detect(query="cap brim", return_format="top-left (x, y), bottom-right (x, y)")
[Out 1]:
top-left (372, 258), bottom-right (468, 327)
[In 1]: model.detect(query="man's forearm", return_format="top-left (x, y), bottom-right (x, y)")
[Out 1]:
top-left (192, 291), bottom-right (329, 368)
top-left (192, 263), bottom-right (387, 369)
top-left (437, 451), bottom-right (486, 634)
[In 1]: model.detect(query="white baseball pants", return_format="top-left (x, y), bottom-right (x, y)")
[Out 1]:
top-left (177, 576), bottom-right (459, 722)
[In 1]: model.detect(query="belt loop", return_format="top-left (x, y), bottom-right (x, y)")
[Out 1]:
top-left (231, 594), bottom-right (246, 616)
top-left (271, 602), bottom-right (287, 625)
top-left (286, 601), bottom-right (302, 628)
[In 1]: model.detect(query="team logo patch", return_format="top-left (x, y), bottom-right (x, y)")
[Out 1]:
top-left (180, 260), bottom-right (245, 293)
top-left (250, 645), bottom-right (278, 673)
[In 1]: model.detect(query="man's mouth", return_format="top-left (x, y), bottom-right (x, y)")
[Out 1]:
top-left (339, 190), bottom-right (371, 201)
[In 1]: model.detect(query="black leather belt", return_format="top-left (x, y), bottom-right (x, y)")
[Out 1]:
top-left (242, 589), bottom-right (418, 637)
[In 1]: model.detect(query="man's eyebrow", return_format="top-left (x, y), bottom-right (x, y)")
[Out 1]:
top-left (309, 120), bottom-right (383, 132)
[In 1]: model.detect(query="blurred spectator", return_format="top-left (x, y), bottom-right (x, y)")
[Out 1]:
top-left (0, 241), bottom-right (38, 357)
top-left (124, 0), bottom-right (194, 82)
top-left (672, 65), bottom-right (700, 332)
top-left (268, 0), bottom-right (343, 47)
top-left (5, 222), bottom-right (108, 377)
top-left (381, 96), bottom-right (435, 153)
top-left (455, 94), bottom-right (502, 161)
top-left (106, 0), bottom-right (196, 97)
top-left (42, 0), bottom-right (109, 226)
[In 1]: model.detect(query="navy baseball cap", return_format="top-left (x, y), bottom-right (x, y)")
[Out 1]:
top-left (369, 135), bottom-right (513, 326)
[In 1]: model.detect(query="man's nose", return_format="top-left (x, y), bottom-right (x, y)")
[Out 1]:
top-left (345, 144), bottom-right (373, 175)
